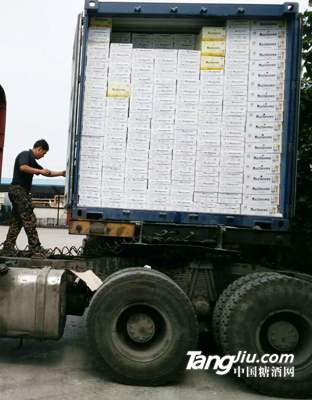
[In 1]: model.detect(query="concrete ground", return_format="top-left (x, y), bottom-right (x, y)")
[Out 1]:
top-left (0, 226), bottom-right (282, 400)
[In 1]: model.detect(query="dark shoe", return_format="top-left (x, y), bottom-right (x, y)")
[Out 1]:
top-left (0, 264), bottom-right (9, 275)
top-left (29, 245), bottom-right (48, 254)
top-left (0, 247), bottom-right (16, 256)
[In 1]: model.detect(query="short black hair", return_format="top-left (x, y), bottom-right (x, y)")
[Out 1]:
top-left (33, 139), bottom-right (49, 151)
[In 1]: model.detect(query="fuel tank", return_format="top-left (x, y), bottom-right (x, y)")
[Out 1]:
top-left (0, 267), bottom-right (67, 340)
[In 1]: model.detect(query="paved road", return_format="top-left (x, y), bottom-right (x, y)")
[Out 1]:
top-left (0, 226), bottom-right (282, 400)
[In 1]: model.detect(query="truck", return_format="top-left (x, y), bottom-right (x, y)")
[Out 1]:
top-left (1, 2), bottom-right (311, 398)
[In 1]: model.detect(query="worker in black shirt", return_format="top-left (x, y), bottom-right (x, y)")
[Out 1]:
top-left (2, 139), bottom-right (66, 253)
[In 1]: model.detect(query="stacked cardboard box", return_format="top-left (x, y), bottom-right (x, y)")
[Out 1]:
top-left (218, 20), bottom-right (250, 214)
top-left (195, 27), bottom-right (226, 213)
top-left (125, 48), bottom-right (154, 209)
top-left (132, 33), bottom-right (153, 49)
top-left (242, 20), bottom-right (286, 216)
top-left (79, 20), bottom-right (287, 217)
top-left (78, 18), bottom-right (112, 207)
top-left (172, 50), bottom-right (201, 211)
top-left (147, 50), bottom-right (177, 210)
top-left (102, 43), bottom-right (132, 208)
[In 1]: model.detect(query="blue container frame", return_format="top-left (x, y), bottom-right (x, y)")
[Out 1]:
top-left (70, 2), bottom-right (301, 230)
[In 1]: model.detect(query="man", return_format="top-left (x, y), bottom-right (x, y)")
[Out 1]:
top-left (2, 139), bottom-right (66, 253)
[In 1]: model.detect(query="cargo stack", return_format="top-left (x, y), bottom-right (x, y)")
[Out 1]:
top-left (242, 20), bottom-right (286, 216)
top-left (148, 49), bottom-right (177, 211)
top-left (78, 18), bottom-right (112, 207)
top-left (218, 20), bottom-right (250, 214)
top-left (102, 43), bottom-right (132, 208)
top-left (153, 34), bottom-right (174, 49)
top-left (174, 34), bottom-right (196, 50)
top-left (195, 27), bottom-right (226, 213)
top-left (172, 50), bottom-right (201, 211)
top-left (125, 49), bottom-right (154, 209)
top-left (111, 32), bottom-right (131, 43)
top-left (132, 33), bottom-right (153, 49)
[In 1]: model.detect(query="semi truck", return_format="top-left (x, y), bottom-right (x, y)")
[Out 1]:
top-left (1, 2), bottom-right (311, 398)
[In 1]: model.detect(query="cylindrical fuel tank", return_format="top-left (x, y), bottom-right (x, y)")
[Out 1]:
top-left (0, 267), bottom-right (67, 340)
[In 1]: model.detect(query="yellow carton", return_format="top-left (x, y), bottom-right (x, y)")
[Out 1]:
top-left (200, 56), bottom-right (225, 70)
top-left (197, 41), bottom-right (226, 56)
top-left (107, 83), bottom-right (131, 98)
top-left (199, 27), bottom-right (226, 41)
top-left (90, 17), bottom-right (112, 28)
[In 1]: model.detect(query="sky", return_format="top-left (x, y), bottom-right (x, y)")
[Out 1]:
top-left (0, 0), bottom-right (310, 180)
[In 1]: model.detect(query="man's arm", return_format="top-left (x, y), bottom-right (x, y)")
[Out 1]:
top-left (20, 165), bottom-right (51, 176)
top-left (47, 170), bottom-right (66, 177)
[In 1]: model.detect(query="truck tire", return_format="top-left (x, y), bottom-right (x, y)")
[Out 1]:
top-left (212, 272), bottom-right (280, 352)
top-left (220, 274), bottom-right (312, 399)
top-left (86, 267), bottom-right (198, 385)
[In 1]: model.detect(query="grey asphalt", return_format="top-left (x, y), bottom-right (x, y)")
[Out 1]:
top-left (0, 226), bottom-right (281, 400)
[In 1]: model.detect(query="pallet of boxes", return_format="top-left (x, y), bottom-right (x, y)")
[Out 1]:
top-left (78, 17), bottom-right (285, 218)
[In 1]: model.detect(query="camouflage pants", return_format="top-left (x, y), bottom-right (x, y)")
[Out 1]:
top-left (3, 185), bottom-right (41, 249)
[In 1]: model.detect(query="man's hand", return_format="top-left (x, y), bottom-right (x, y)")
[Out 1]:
top-left (41, 169), bottom-right (51, 177)
top-left (60, 170), bottom-right (66, 177)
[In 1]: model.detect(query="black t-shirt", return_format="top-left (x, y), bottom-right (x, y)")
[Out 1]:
top-left (12, 149), bottom-right (43, 191)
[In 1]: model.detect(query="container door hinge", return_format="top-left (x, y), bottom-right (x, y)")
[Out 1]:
top-left (78, 75), bottom-right (83, 84)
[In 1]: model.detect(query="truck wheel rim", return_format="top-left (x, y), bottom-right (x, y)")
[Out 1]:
top-left (256, 310), bottom-right (312, 371)
top-left (111, 302), bottom-right (173, 363)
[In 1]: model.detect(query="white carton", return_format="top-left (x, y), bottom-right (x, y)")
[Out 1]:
top-left (246, 121), bottom-right (282, 134)
top-left (248, 102), bottom-right (284, 112)
top-left (218, 193), bottom-right (242, 204)
top-left (217, 205), bottom-right (241, 214)
top-left (222, 115), bottom-right (246, 127)
top-left (246, 132), bottom-right (282, 143)
top-left (225, 45), bottom-right (250, 56)
top-left (225, 55), bottom-right (249, 68)
top-left (224, 76), bottom-right (248, 86)
top-left (199, 96), bottom-right (223, 106)
top-left (250, 50), bottom-right (286, 60)
top-left (249, 70), bottom-right (285, 82)
top-left (200, 86), bottom-right (224, 97)
top-left (80, 149), bottom-right (103, 159)
top-left (247, 111), bottom-right (283, 122)
top-left (245, 142), bottom-right (282, 154)
top-left (249, 59), bottom-right (285, 70)
top-left (200, 72), bottom-right (224, 85)
top-left (251, 20), bottom-right (286, 29)
top-left (197, 149), bottom-right (220, 159)
top-left (197, 138), bottom-right (221, 147)
top-left (226, 35), bottom-right (250, 45)
top-left (221, 137), bottom-right (245, 146)
top-left (223, 86), bottom-right (248, 96)
top-left (195, 183), bottom-right (219, 193)
top-left (125, 178), bottom-right (148, 189)
top-left (224, 67), bottom-right (249, 77)
top-left (220, 156), bottom-right (244, 168)
top-left (223, 105), bottom-right (247, 116)
top-left (243, 184), bottom-right (280, 195)
top-left (245, 153), bottom-right (281, 163)
top-left (226, 26), bottom-right (250, 35)
top-left (102, 176), bottom-right (124, 189)
top-left (248, 90), bottom-right (284, 102)
top-left (244, 173), bottom-right (280, 185)
top-left (244, 162), bottom-right (281, 174)
top-left (241, 204), bottom-right (279, 216)
top-left (250, 38), bottom-right (286, 50)
top-left (131, 92), bottom-right (153, 103)
top-left (131, 84), bottom-right (153, 94)
top-left (196, 157), bottom-right (220, 167)
top-left (219, 172), bottom-right (244, 182)
top-left (243, 194), bottom-right (279, 205)
top-left (125, 187), bottom-right (147, 196)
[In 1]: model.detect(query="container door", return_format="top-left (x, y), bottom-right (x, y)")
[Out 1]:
top-left (65, 13), bottom-right (83, 208)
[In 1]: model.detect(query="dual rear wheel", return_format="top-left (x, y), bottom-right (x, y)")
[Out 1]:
top-left (213, 273), bottom-right (312, 399)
